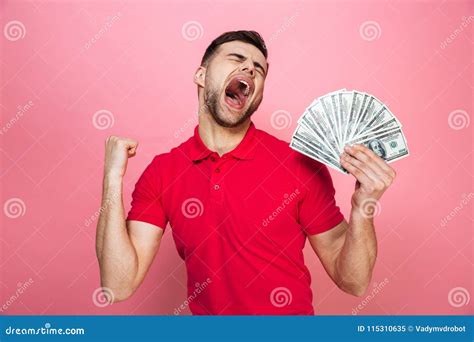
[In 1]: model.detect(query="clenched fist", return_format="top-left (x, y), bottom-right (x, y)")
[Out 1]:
top-left (104, 136), bottom-right (138, 178)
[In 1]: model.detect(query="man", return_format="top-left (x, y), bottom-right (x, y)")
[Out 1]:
top-left (95, 30), bottom-right (396, 315)
top-left (368, 139), bottom-right (387, 159)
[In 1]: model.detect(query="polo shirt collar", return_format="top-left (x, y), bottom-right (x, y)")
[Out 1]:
top-left (188, 121), bottom-right (258, 162)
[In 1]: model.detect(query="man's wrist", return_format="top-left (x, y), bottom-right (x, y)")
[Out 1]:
top-left (350, 205), bottom-right (375, 225)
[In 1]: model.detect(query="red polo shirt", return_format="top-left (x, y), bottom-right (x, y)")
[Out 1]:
top-left (126, 121), bottom-right (344, 315)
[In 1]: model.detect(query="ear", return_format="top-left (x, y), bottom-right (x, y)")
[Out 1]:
top-left (193, 66), bottom-right (206, 88)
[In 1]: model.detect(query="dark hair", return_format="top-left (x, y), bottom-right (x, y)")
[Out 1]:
top-left (200, 30), bottom-right (268, 66)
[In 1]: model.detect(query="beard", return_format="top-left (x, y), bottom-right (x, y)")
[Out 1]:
top-left (203, 85), bottom-right (262, 128)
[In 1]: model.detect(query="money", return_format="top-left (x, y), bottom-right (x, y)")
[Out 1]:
top-left (290, 89), bottom-right (409, 174)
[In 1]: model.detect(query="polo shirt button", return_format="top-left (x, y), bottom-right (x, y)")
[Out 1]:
top-left (213, 184), bottom-right (220, 190)
top-left (215, 168), bottom-right (221, 173)
top-left (210, 156), bottom-right (216, 162)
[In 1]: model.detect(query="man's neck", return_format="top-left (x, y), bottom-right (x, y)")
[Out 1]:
top-left (198, 113), bottom-right (251, 157)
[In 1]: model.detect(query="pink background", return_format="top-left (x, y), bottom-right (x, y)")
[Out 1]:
top-left (1, 0), bottom-right (472, 315)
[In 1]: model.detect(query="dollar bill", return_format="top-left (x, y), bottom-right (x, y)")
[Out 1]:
top-left (290, 138), bottom-right (347, 173)
top-left (301, 105), bottom-right (340, 157)
top-left (349, 95), bottom-right (379, 140)
top-left (351, 98), bottom-right (400, 140)
top-left (345, 91), bottom-right (370, 142)
top-left (292, 124), bottom-right (339, 165)
top-left (290, 89), bottom-right (409, 174)
top-left (349, 128), bottom-right (409, 163)
top-left (338, 91), bottom-right (354, 150)
top-left (319, 94), bottom-right (341, 148)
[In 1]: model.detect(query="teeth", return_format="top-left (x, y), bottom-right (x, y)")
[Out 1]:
top-left (239, 80), bottom-right (250, 96)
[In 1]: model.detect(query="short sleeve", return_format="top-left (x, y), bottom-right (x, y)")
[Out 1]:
top-left (296, 155), bottom-right (344, 235)
top-left (126, 156), bottom-right (168, 230)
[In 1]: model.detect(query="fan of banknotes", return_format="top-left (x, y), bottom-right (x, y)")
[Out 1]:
top-left (290, 89), bottom-right (409, 174)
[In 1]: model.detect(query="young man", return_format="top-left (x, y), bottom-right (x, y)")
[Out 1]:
top-left (95, 30), bottom-right (396, 315)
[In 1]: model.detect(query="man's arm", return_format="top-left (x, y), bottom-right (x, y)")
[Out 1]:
top-left (95, 136), bottom-right (163, 303)
top-left (308, 217), bottom-right (376, 297)
top-left (308, 144), bottom-right (396, 297)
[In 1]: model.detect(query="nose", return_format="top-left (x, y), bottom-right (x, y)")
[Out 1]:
top-left (239, 60), bottom-right (255, 77)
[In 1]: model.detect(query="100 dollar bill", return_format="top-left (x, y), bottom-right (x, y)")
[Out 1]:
top-left (349, 128), bottom-right (409, 163)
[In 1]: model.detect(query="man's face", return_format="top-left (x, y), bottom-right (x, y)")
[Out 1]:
top-left (195, 41), bottom-right (268, 128)
top-left (369, 140), bottom-right (383, 157)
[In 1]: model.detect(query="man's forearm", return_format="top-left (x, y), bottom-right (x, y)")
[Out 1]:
top-left (334, 208), bottom-right (377, 296)
top-left (96, 174), bottom-right (138, 299)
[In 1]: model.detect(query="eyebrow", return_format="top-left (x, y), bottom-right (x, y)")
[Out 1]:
top-left (226, 53), bottom-right (266, 73)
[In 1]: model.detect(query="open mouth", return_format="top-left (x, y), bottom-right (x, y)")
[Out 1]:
top-left (224, 76), bottom-right (254, 110)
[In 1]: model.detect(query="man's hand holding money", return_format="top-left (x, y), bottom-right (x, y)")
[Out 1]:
top-left (340, 143), bottom-right (396, 217)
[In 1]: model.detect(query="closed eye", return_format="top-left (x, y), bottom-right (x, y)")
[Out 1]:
top-left (227, 53), bottom-right (266, 75)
